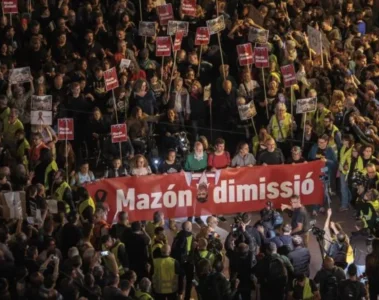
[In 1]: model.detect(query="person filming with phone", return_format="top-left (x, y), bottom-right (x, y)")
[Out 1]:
top-left (101, 235), bottom-right (129, 277)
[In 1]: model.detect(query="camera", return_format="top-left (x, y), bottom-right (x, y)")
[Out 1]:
top-left (351, 170), bottom-right (368, 188)
top-left (311, 225), bottom-right (325, 238)
top-left (319, 166), bottom-right (329, 182)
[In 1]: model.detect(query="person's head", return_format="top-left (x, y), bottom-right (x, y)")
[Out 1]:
top-left (237, 142), bottom-right (249, 156)
top-left (222, 80), bottom-right (232, 94)
top-left (131, 106), bottom-right (143, 119)
top-left (79, 162), bottom-right (90, 174)
top-left (118, 211), bottom-right (128, 225)
top-left (323, 256), bottom-right (335, 270)
top-left (317, 135), bottom-right (329, 150)
top-left (167, 109), bottom-right (177, 122)
top-left (85, 30), bottom-right (94, 44)
top-left (290, 194), bottom-right (301, 209)
top-left (265, 138), bottom-right (276, 152)
top-left (323, 113), bottom-right (334, 129)
top-left (139, 277), bottom-right (152, 293)
top-left (275, 102), bottom-right (287, 117)
top-left (93, 107), bottom-right (102, 121)
top-left (153, 211), bottom-right (164, 224)
top-left (355, 218), bottom-right (366, 231)
top-left (131, 221), bottom-right (142, 233)
top-left (154, 226), bottom-right (166, 242)
top-left (366, 163), bottom-right (377, 179)
top-left (26, 245), bottom-right (38, 260)
top-left (362, 145), bottom-right (374, 159)
top-left (291, 146), bottom-right (302, 160)
top-left (32, 132), bottom-right (43, 146)
top-left (214, 138), bottom-right (225, 153)
top-left (206, 216), bottom-right (218, 230)
top-left (166, 149), bottom-right (176, 163)
top-left (219, 64), bottom-right (230, 77)
top-left (342, 134), bottom-right (354, 148)
top-left (112, 158), bottom-right (122, 169)
top-left (174, 77), bottom-right (183, 90)
top-left (196, 182), bottom-right (208, 203)
top-left (347, 263), bottom-right (358, 279)
top-left (94, 207), bottom-right (107, 222)
top-left (292, 235), bottom-right (303, 247)
top-left (282, 223), bottom-right (292, 235)
top-left (182, 221), bottom-right (192, 233)
top-left (267, 242), bottom-right (277, 254)
top-left (134, 154), bottom-right (148, 169)
top-left (194, 141), bottom-right (204, 156)
top-left (101, 235), bottom-right (114, 249)
top-left (199, 136), bottom-right (209, 150)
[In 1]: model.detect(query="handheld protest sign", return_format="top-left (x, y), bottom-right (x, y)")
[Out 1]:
top-left (237, 43), bottom-right (254, 66)
top-left (181, 0), bottom-right (196, 17)
top-left (157, 4), bottom-right (174, 26)
top-left (104, 67), bottom-right (119, 92)
top-left (296, 97), bottom-right (317, 148)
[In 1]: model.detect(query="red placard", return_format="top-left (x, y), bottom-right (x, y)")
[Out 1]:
top-left (237, 43), bottom-right (254, 66)
top-left (173, 30), bottom-right (184, 52)
top-left (3, 0), bottom-right (18, 14)
top-left (86, 161), bottom-right (324, 222)
top-left (111, 124), bottom-right (128, 143)
top-left (254, 47), bottom-right (269, 68)
top-left (104, 67), bottom-right (119, 91)
top-left (195, 27), bottom-right (210, 46)
top-left (280, 64), bottom-right (297, 88)
top-left (181, 0), bottom-right (196, 17)
top-left (157, 4), bottom-right (174, 26)
top-left (57, 118), bottom-right (74, 140)
top-left (156, 36), bottom-right (172, 57)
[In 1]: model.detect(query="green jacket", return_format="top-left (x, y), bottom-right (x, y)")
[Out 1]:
top-left (184, 152), bottom-right (208, 172)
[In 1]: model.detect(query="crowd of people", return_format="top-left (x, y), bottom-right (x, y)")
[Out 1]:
top-left (1, 0), bottom-right (379, 299)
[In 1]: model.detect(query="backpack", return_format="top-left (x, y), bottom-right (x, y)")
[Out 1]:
top-left (266, 256), bottom-right (287, 282)
top-left (323, 269), bottom-right (339, 300)
top-left (339, 280), bottom-right (361, 300)
top-left (328, 242), bottom-right (348, 269)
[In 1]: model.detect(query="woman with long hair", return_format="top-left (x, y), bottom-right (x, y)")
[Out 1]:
top-left (132, 79), bottom-right (157, 116)
top-left (130, 154), bottom-right (152, 176)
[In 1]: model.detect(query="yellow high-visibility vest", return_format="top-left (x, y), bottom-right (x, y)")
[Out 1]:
top-left (270, 113), bottom-right (292, 141)
top-left (153, 257), bottom-right (178, 294)
top-left (78, 197), bottom-right (96, 219)
top-left (54, 182), bottom-right (71, 213)
top-left (102, 241), bottom-right (126, 275)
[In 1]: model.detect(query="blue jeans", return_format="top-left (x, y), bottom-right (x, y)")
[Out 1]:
top-left (340, 173), bottom-right (352, 208)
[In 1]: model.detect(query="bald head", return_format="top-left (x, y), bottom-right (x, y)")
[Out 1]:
top-left (323, 256), bottom-right (335, 270)
top-left (161, 245), bottom-right (171, 256)
top-left (183, 221), bottom-right (192, 232)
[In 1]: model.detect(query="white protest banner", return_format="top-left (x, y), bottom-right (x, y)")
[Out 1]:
top-left (296, 97), bottom-right (317, 114)
top-left (238, 101), bottom-right (257, 120)
top-left (9, 67), bottom-right (32, 84)
top-left (307, 25), bottom-right (322, 55)
top-left (206, 15), bottom-right (225, 35)
top-left (31, 95), bottom-right (53, 111)
top-left (248, 28), bottom-right (269, 44)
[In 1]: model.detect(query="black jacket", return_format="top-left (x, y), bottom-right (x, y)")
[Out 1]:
top-left (288, 246), bottom-right (311, 277)
top-left (171, 230), bottom-right (195, 265)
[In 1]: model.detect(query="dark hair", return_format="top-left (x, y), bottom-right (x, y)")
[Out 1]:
top-left (214, 138), bottom-right (225, 146)
top-left (153, 211), bottom-right (162, 223)
top-left (154, 226), bottom-right (164, 236)
top-left (131, 221), bottom-right (142, 232)
top-left (120, 279), bottom-right (131, 291)
top-left (347, 263), bottom-right (357, 277)
top-left (100, 234), bottom-right (111, 245)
